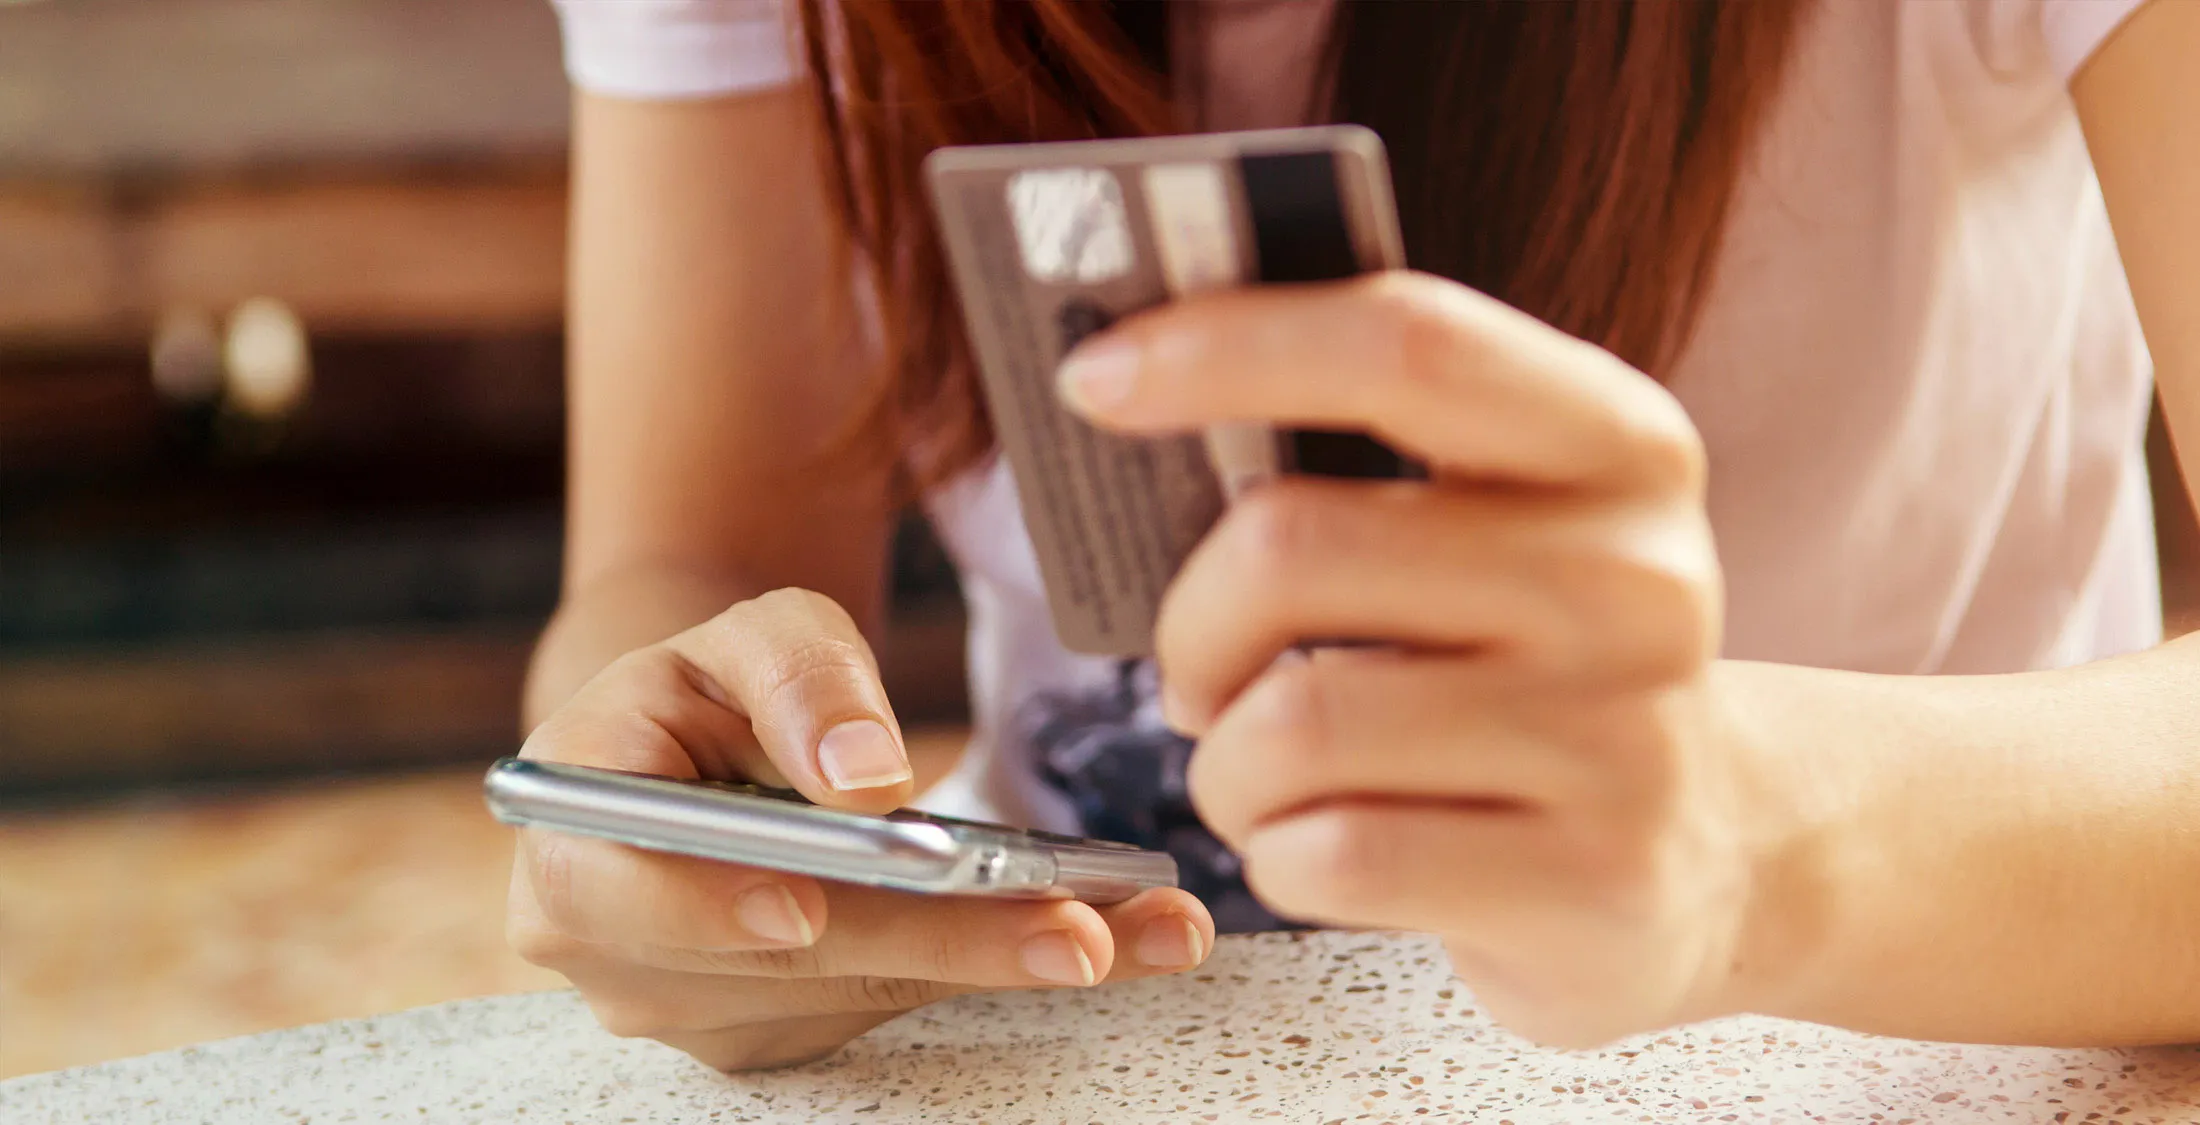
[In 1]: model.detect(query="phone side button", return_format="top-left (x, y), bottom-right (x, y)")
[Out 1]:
top-left (958, 844), bottom-right (1057, 898)
top-left (1052, 849), bottom-right (1181, 905)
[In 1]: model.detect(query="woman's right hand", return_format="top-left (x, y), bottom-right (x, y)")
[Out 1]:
top-left (505, 588), bottom-right (1218, 1071)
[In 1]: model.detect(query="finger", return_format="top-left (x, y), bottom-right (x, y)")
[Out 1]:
top-left (1154, 478), bottom-right (1717, 730)
top-left (509, 857), bottom-right (974, 1036)
top-left (513, 648), bottom-right (829, 952)
top-left (1056, 271), bottom-right (1703, 494)
top-left (518, 829), bottom-right (828, 951)
top-left (665, 588), bottom-right (914, 812)
top-left (1185, 649), bottom-right (1608, 851)
top-left (551, 892), bottom-right (1214, 1040)
top-left (1236, 799), bottom-right (1608, 937)
top-left (518, 642), bottom-right (762, 780)
top-left (582, 882), bottom-right (1127, 990)
top-left (510, 802), bottom-right (1210, 989)
top-left (1090, 887), bottom-right (1217, 980)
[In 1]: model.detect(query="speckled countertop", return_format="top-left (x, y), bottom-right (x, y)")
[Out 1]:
top-left (8, 931), bottom-right (2198, 1124)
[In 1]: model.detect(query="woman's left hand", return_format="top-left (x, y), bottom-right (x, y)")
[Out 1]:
top-left (1058, 272), bottom-right (1805, 1048)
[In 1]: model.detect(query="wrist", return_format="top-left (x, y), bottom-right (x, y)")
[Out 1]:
top-left (1697, 646), bottom-right (2200, 1045)
top-left (1694, 659), bottom-right (1908, 1025)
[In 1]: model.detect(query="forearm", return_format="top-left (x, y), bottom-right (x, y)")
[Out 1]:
top-left (541, 87), bottom-right (899, 731)
top-left (1722, 637), bottom-right (2200, 1045)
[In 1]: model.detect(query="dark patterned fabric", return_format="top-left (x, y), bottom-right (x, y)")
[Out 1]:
top-left (1025, 659), bottom-right (1308, 935)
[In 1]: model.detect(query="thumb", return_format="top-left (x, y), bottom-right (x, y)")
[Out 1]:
top-left (666, 588), bottom-right (913, 813)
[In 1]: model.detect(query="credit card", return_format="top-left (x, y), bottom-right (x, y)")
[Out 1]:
top-left (925, 126), bottom-right (1411, 656)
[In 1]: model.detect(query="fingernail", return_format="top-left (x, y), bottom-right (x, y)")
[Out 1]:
top-left (735, 885), bottom-right (815, 947)
top-left (817, 719), bottom-right (912, 791)
top-left (1057, 339), bottom-right (1141, 414)
top-left (1020, 930), bottom-right (1097, 987)
top-left (1135, 915), bottom-right (1206, 969)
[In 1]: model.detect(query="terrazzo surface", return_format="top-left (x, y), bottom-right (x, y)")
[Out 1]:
top-left (10, 931), bottom-right (2199, 1124)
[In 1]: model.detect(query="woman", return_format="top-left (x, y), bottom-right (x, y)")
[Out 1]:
top-left (510, 0), bottom-right (2200, 1070)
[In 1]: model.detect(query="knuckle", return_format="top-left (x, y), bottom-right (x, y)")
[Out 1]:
top-left (1370, 273), bottom-right (1466, 392)
top-left (600, 644), bottom-right (680, 697)
top-left (515, 713), bottom-right (573, 763)
top-left (671, 908), bottom-right (758, 956)
top-left (609, 650), bottom-right (708, 721)
top-left (632, 643), bottom-right (709, 695)
top-left (1182, 734), bottom-right (1233, 837)
top-left (1614, 566), bottom-right (1718, 683)
top-left (526, 835), bottom-right (588, 937)
top-left (530, 648), bottom-right (698, 755)
top-left (1250, 655), bottom-right (1339, 773)
top-left (724, 944), bottom-right (829, 979)
top-left (821, 974), bottom-right (954, 1015)
top-left (728, 585), bottom-right (812, 621)
top-left (522, 687), bottom-right (648, 767)
top-left (1193, 657), bottom-right (1337, 847)
top-left (730, 587), bottom-right (855, 640)
top-left (1625, 420), bottom-right (1706, 497)
top-left (1543, 686), bottom-right (1688, 822)
top-left (1593, 371), bottom-right (1706, 494)
top-left (1225, 488), bottom-right (1325, 594)
top-left (759, 634), bottom-right (876, 708)
top-left (1564, 538), bottom-right (1718, 686)
top-left (917, 932), bottom-right (963, 984)
top-left (1152, 573), bottom-right (1227, 707)
top-left (716, 588), bottom-right (876, 685)
top-left (1652, 424), bottom-right (1708, 495)
top-left (1244, 804), bottom-right (1401, 923)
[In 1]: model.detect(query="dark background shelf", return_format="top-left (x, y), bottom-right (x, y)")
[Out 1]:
top-left (0, 327), bottom-right (969, 799)
top-left (0, 0), bottom-right (972, 797)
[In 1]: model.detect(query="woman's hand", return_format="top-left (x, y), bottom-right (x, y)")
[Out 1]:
top-left (1060, 272), bottom-right (1807, 1048)
top-left (506, 589), bottom-right (1217, 1071)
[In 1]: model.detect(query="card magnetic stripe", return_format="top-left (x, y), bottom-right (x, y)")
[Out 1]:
top-left (1237, 151), bottom-right (1419, 481)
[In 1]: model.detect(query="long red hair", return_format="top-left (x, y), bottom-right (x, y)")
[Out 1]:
top-left (798, 1), bottom-right (1807, 488)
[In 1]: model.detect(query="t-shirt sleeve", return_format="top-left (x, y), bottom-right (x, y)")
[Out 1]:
top-left (549, 0), bottom-right (798, 100)
top-left (2036, 0), bottom-right (2151, 80)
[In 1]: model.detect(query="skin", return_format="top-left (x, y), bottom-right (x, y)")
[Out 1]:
top-left (512, 0), bottom-right (2200, 1070)
top-left (509, 89), bottom-right (1215, 1072)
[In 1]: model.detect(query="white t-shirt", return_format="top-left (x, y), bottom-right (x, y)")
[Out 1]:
top-left (550, 0), bottom-right (2159, 836)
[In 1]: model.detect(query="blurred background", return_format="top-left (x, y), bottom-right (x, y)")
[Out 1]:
top-left (0, 0), bottom-right (972, 1078)
top-left (1, 0), bottom-right (2195, 1084)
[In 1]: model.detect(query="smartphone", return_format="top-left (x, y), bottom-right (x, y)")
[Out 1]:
top-left (925, 125), bottom-right (1416, 657)
top-left (483, 758), bottom-right (1177, 904)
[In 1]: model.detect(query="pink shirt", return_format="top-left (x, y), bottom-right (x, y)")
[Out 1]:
top-left (551, 0), bottom-right (2158, 829)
